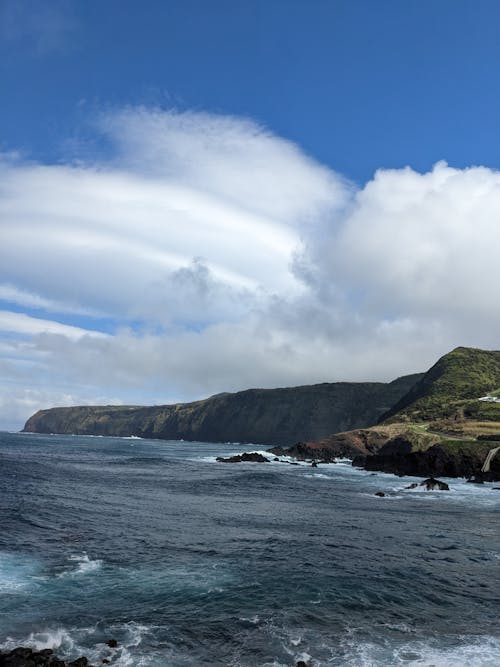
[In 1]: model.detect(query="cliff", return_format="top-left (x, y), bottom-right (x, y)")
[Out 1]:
top-left (22, 374), bottom-right (422, 446)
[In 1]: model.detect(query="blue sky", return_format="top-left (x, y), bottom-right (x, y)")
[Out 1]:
top-left (2, 0), bottom-right (500, 429)
top-left (3, 0), bottom-right (500, 182)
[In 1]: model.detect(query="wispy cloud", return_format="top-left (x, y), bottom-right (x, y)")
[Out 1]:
top-left (2, 107), bottom-right (500, 428)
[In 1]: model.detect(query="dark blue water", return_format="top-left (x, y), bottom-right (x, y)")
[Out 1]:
top-left (0, 432), bottom-right (499, 666)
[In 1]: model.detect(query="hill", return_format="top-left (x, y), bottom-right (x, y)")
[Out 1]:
top-left (380, 346), bottom-right (500, 423)
top-left (269, 347), bottom-right (500, 479)
top-left (22, 374), bottom-right (421, 447)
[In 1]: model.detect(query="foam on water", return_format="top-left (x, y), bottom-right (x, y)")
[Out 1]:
top-left (58, 553), bottom-right (103, 577)
top-left (0, 552), bottom-right (39, 592)
top-left (0, 622), bottom-right (158, 667)
top-left (337, 633), bottom-right (500, 667)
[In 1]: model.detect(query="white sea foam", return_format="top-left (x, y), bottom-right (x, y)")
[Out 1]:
top-left (0, 552), bottom-right (38, 592)
top-left (303, 473), bottom-right (330, 479)
top-left (338, 633), bottom-right (500, 666)
top-left (0, 628), bottom-right (77, 653)
top-left (58, 553), bottom-right (103, 577)
top-left (0, 622), bottom-right (159, 667)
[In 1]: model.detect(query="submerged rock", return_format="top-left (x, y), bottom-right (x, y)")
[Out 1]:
top-left (420, 477), bottom-right (449, 491)
top-left (405, 483), bottom-right (419, 490)
top-left (375, 491), bottom-right (386, 497)
top-left (216, 452), bottom-right (269, 463)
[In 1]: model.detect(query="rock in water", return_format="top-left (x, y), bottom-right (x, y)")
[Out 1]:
top-left (0, 647), bottom-right (94, 666)
top-left (467, 475), bottom-right (484, 484)
top-left (375, 491), bottom-right (386, 497)
top-left (216, 452), bottom-right (269, 463)
top-left (420, 477), bottom-right (449, 491)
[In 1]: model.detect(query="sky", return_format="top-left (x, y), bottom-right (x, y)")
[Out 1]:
top-left (2, 0), bottom-right (500, 430)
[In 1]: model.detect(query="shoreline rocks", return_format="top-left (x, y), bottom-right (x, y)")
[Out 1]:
top-left (420, 477), bottom-right (449, 491)
top-left (216, 452), bottom-right (270, 463)
top-left (0, 647), bottom-right (94, 666)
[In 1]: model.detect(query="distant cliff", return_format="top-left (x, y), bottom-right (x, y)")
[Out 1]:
top-left (23, 374), bottom-right (422, 446)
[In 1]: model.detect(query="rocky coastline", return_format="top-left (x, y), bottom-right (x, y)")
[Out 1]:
top-left (0, 640), bottom-right (120, 667)
top-left (0, 647), bottom-right (93, 666)
top-left (0, 647), bottom-right (312, 667)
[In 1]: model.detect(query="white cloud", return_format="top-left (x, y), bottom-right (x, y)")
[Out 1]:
top-left (1, 108), bottom-right (500, 430)
top-left (0, 311), bottom-right (107, 340)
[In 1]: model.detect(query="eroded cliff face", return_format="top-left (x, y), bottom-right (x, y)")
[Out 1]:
top-left (22, 374), bottom-right (422, 446)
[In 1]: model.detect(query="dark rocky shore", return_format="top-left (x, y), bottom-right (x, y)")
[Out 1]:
top-left (0, 647), bottom-right (92, 666)
top-left (0, 647), bottom-right (310, 667)
top-left (0, 640), bottom-right (120, 667)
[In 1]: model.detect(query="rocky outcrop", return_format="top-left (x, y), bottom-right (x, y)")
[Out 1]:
top-left (22, 374), bottom-right (422, 447)
top-left (269, 428), bottom-right (393, 461)
top-left (216, 452), bottom-right (269, 463)
top-left (358, 438), bottom-right (500, 480)
top-left (272, 422), bottom-right (500, 480)
top-left (0, 647), bottom-right (93, 666)
top-left (420, 477), bottom-right (449, 490)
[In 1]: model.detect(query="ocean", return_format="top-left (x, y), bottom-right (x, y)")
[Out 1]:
top-left (0, 431), bottom-right (499, 666)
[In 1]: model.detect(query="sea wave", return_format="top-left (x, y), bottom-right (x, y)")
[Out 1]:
top-left (58, 553), bottom-right (103, 578)
top-left (337, 632), bottom-right (500, 666)
top-left (0, 622), bottom-right (157, 667)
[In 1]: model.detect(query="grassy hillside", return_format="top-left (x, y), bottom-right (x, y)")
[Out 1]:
top-left (381, 347), bottom-right (500, 422)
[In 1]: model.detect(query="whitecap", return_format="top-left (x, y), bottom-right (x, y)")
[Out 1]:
top-left (338, 633), bottom-right (500, 666)
top-left (58, 553), bottom-right (103, 577)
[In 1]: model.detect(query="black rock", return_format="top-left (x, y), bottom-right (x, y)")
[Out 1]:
top-left (467, 476), bottom-right (484, 484)
top-left (68, 658), bottom-right (89, 667)
top-left (311, 461), bottom-right (318, 468)
top-left (216, 452), bottom-right (269, 463)
top-left (405, 483), bottom-right (418, 490)
top-left (0, 648), bottom-right (94, 667)
top-left (104, 640), bottom-right (118, 649)
top-left (420, 477), bottom-right (449, 491)
top-left (375, 491), bottom-right (385, 497)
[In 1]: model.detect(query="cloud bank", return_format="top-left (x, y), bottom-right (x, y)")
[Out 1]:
top-left (1, 107), bottom-right (499, 429)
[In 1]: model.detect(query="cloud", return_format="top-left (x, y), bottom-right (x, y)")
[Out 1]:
top-left (2, 108), bottom-right (500, 429)
top-left (0, 311), bottom-right (107, 340)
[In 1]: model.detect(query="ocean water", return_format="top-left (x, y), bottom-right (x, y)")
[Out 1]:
top-left (0, 432), bottom-right (499, 667)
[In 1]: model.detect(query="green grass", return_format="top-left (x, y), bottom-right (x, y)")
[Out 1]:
top-left (382, 347), bottom-right (500, 423)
